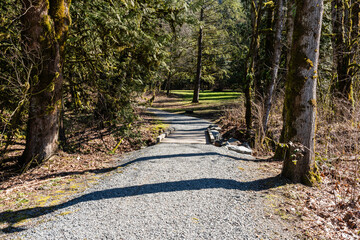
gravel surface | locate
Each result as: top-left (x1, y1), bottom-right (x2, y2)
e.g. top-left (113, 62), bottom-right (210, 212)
top-left (12, 110), bottom-right (296, 239)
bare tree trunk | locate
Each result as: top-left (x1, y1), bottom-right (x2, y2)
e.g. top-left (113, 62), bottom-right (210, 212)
top-left (59, 94), bottom-right (66, 149)
top-left (332, 0), bottom-right (354, 107)
top-left (348, 1), bottom-right (359, 103)
top-left (281, 0), bottom-right (324, 185)
top-left (274, 0), bottom-right (295, 160)
top-left (262, 0), bottom-right (284, 134)
top-left (259, 6), bottom-right (274, 100)
top-left (166, 72), bottom-right (172, 96)
top-left (20, 0), bottom-right (71, 168)
top-left (193, 7), bottom-right (204, 103)
top-left (244, 0), bottom-right (263, 135)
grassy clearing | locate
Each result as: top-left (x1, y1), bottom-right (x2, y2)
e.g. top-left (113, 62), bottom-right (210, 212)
top-left (153, 90), bottom-right (242, 121)
top-left (171, 90), bottom-right (241, 103)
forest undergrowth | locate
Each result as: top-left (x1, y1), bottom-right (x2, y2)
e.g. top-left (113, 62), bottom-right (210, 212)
top-left (219, 96), bottom-right (360, 239)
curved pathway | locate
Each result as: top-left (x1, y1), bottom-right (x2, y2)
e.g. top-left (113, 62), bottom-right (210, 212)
top-left (13, 110), bottom-right (295, 239)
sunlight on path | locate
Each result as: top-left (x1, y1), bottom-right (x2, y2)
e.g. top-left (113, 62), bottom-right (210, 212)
top-left (148, 108), bottom-right (210, 144)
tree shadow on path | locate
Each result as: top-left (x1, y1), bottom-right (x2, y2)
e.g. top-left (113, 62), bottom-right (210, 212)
top-left (0, 150), bottom-right (288, 234)
top-left (0, 175), bottom-right (287, 234)
top-left (1, 151), bottom-right (279, 190)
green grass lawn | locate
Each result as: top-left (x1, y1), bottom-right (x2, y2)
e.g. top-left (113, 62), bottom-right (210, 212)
top-left (170, 90), bottom-right (241, 103)
top-left (153, 90), bottom-right (242, 121)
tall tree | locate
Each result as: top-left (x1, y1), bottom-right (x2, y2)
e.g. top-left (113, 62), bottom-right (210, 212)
top-left (20, 0), bottom-right (71, 167)
top-left (244, 0), bottom-right (263, 135)
top-left (262, 0), bottom-right (285, 135)
top-left (331, 0), bottom-right (359, 107)
top-left (274, 0), bottom-right (295, 160)
top-left (193, 6), bottom-right (204, 103)
top-left (281, 0), bottom-right (324, 185)
top-left (348, 1), bottom-right (359, 100)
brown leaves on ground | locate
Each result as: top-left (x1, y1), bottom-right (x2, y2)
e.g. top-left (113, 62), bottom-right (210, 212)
top-left (0, 107), bottom-right (160, 219)
top-left (219, 98), bottom-right (360, 239)
top-left (260, 160), bottom-right (360, 240)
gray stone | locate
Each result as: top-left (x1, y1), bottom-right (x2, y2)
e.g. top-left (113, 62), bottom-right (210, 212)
top-left (226, 145), bottom-right (252, 155)
top-left (207, 128), bottom-right (215, 143)
top-left (210, 130), bottom-right (221, 140)
top-left (207, 124), bottom-right (220, 131)
top-left (227, 138), bottom-right (240, 146)
top-left (242, 142), bottom-right (251, 149)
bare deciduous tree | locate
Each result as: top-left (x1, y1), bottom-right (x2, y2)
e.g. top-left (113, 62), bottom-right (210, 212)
top-left (281, 0), bottom-right (324, 185)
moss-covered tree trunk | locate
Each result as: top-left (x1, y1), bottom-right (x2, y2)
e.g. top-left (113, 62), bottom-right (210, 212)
top-left (166, 72), bottom-right (172, 96)
top-left (347, 1), bottom-right (359, 100)
top-left (192, 7), bottom-right (204, 103)
top-left (274, 0), bottom-right (295, 160)
top-left (244, 0), bottom-right (263, 135)
top-left (281, 0), bottom-right (323, 185)
top-left (262, 0), bottom-right (284, 134)
top-left (331, 0), bottom-right (358, 108)
top-left (20, 0), bottom-right (71, 167)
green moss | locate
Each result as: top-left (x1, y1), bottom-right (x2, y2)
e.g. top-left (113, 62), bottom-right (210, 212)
top-left (303, 163), bottom-right (321, 186)
top-left (33, 75), bottom-right (39, 85)
top-left (308, 99), bottom-right (316, 107)
top-left (41, 15), bottom-right (52, 33)
top-left (47, 81), bottom-right (55, 92)
top-left (305, 58), bottom-right (314, 68)
top-left (49, 0), bottom-right (71, 40)
top-left (45, 105), bottom-right (56, 114)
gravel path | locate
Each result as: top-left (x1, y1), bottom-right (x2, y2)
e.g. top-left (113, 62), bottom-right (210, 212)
top-left (13, 110), bottom-right (295, 239)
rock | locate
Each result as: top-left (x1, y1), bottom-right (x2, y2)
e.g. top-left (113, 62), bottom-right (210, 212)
top-left (185, 110), bottom-right (194, 114)
top-left (242, 142), bottom-right (251, 149)
top-left (227, 138), bottom-right (240, 146)
top-left (210, 130), bottom-right (221, 140)
top-left (156, 133), bottom-right (166, 143)
top-left (208, 124), bottom-right (221, 131)
top-left (214, 140), bottom-right (223, 147)
top-left (226, 145), bottom-right (252, 155)
top-left (207, 128), bottom-right (215, 143)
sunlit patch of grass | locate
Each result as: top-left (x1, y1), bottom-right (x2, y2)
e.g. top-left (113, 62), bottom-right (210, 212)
top-left (154, 90), bottom-right (242, 121)
top-left (49, 200), bottom-right (61, 206)
top-left (170, 90), bottom-right (241, 104)
top-left (36, 196), bottom-right (51, 204)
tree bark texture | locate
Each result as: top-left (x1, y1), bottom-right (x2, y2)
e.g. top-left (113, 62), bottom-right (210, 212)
top-left (348, 1), bottom-right (359, 96)
top-left (331, 0), bottom-right (358, 107)
top-left (258, 6), bottom-right (274, 101)
top-left (281, 0), bottom-right (324, 185)
top-left (244, 0), bottom-right (263, 135)
top-left (192, 7), bottom-right (204, 103)
top-left (166, 72), bottom-right (172, 96)
top-left (262, 0), bottom-right (284, 134)
top-left (274, 0), bottom-right (295, 160)
top-left (20, 0), bottom-right (71, 167)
